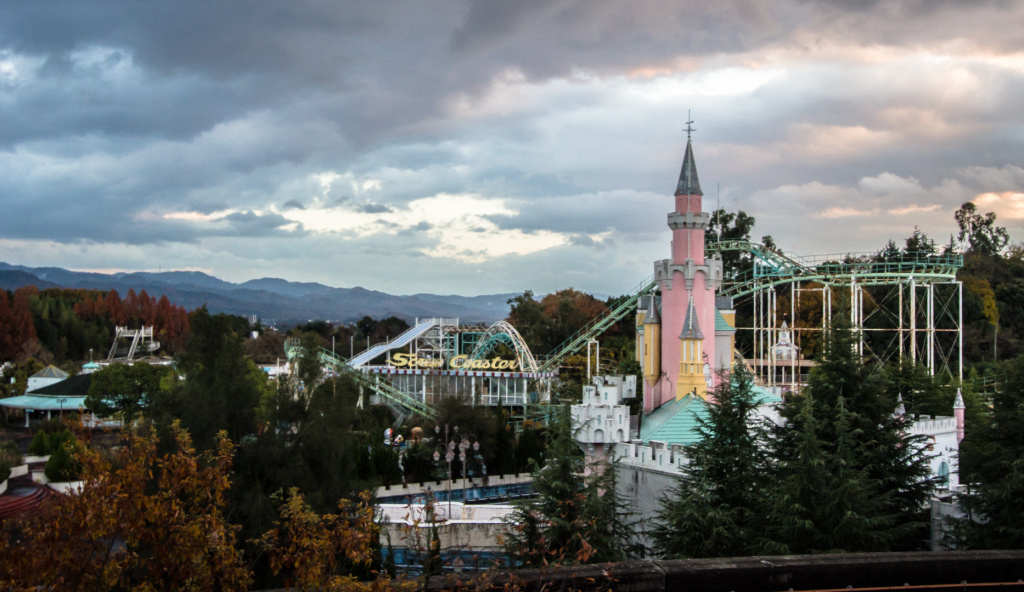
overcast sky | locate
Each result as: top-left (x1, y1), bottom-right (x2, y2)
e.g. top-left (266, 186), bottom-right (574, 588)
top-left (2, 1), bottom-right (1023, 296)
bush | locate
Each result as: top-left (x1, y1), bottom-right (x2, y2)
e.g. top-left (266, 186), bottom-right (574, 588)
top-left (28, 430), bottom-right (48, 455)
top-left (44, 445), bottom-right (81, 482)
top-left (47, 430), bottom-right (73, 454)
top-left (0, 441), bottom-right (23, 482)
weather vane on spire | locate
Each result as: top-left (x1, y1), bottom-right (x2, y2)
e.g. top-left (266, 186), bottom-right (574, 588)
top-left (684, 110), bottom-right (695, 140)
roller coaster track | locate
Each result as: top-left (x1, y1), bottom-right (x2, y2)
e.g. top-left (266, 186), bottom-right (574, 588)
top-left (283, 340), bottom-right (438, 420)
top-left (706, 240), bottom-right (962, 298)
top-left (536, 275), bottom-right (658, 373)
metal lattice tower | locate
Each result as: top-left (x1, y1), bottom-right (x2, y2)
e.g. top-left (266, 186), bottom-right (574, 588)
top-left (707, 241), bottom-right (964, 391)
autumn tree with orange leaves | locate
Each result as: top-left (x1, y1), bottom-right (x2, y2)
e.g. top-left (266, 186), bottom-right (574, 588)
top-left (0, 422), bottom-right (252, 592)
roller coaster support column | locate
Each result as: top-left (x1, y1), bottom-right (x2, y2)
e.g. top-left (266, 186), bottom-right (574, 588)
top-left (791, 281), bottom-right (797, 393)
top-left (959, 280), bottom-right (963, 382)
top-left (586, 339), bottom-right (600, 380)
top-left (928, 283), bottom-right (936, 376)
top-left (913, 274), bottom-right (921, 364)
top-left (899, 281), bottom-right (904, 363)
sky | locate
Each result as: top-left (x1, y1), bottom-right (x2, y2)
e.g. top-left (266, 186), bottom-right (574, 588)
top-left (2, 1), bottom-right (1023, 296)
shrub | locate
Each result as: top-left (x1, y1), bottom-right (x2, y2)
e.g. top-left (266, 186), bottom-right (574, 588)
top-left (0, 442), bottom-right (22, 482)
top-left (47, 430), bottom-right (73, 454)
top-left (28, 430), bottom-right (48, 456)
top-left (44, 444), bottom-right (81, 482)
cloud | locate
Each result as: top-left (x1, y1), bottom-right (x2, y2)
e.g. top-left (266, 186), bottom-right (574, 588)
top-left (0, 1), bottom-right (1023, 294)
top-left (356, 203), bottom-right (392, 214)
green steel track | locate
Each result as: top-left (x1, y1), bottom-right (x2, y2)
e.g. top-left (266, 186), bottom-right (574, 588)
top-left (706, 240), bottom-right (962, 298)
top-left (283, 340), bottom-right (438, 419)
top-left (536, 275), bottom-right (658, 373)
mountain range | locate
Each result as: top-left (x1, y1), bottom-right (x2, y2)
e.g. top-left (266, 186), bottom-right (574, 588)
top-left (0, 262), bottom-right (516, 324)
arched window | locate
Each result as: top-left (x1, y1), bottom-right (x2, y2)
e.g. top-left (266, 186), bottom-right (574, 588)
top-left (937, 462), bottom-right (950, 487)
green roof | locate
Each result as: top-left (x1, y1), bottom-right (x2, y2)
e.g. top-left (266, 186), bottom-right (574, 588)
top-left (715, 308), bottom-right (736, 333)
top-left (640, 383), bottom-right (783, 446)
top-left (641, 394), bottom-right (709, 446)
top-left (0, 394), bottom-right (89, 411)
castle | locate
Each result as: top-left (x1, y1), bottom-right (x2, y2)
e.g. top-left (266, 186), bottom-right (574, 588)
top-left (635, 127), bottom-right (735, 413)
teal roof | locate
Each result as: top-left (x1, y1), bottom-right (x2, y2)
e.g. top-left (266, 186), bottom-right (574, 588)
top-left (641, 394), bottom-right (709, 446)
top-left (0, 395), bottom-right (89, 411)
top-left (715, 309), bottom-right (736, 333)
top-left (750, 384), bottom-right (783, 405)
top-left (640, 384), bottom-right (783, 445)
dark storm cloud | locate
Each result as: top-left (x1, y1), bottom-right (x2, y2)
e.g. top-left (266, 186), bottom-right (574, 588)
top-left (2, 0), bottom-right (1023, 292)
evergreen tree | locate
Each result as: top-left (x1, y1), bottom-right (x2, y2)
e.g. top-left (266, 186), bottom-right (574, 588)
top-left (767, 315), bottom-right (931, 552)
top-left (767, 395), bottom-right (904, 553)
top-left (502, 405), bottom-right (635, 566)
top-left (954, 354), bottom-right (1024, 549)
top-left (652, 365), bottom-right (772, 558)
top-left (161, 307), bottom-right (267, 450)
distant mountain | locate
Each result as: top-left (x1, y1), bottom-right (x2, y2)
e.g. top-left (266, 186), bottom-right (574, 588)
top-left (0, 262), bottom-right (514, 324)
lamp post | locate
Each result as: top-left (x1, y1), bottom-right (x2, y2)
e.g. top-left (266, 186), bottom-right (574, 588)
top-left (433, 424), bottom-right (458, 517)
top-left (433, 425), bottom-right (483, 520)
top-left (456, 435), bottom-right (480, 516)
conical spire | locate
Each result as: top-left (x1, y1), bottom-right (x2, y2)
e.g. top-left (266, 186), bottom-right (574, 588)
top-left (894, 393), bottom-right (905, 418)
top-left (953, 388), bottom-right (965, 409)
top-left (675, 138), bottom-right (703, 197)
top-left (644, 296), bottom-right (660, 325)
top-left (679, 296), bottom-right (704, 340)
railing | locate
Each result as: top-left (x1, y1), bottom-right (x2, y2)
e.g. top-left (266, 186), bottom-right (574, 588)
top-left (706, 241), bottom-right (963, 298)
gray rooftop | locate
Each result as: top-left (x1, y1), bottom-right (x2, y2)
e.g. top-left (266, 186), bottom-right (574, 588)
top-left (674, 139), bottom-right (703, 196)
top-left (679, 297), bottom-right (704, 340)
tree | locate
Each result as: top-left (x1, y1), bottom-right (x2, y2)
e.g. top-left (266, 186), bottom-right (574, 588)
top-left (157, 307), bottom-right (267, 450)
top-left (232, 372), bottom-right (367, 540)
top-left (86, 361), bottom-right (171, 418)
top-left (953, 354), bottom-right (1024, 549)
top-left (955, 202), bottom-right (1010, 256)
top-left (653, 365), bottom-right (773, 558)
top-left (502, 405), bottom-right (635, 567)
top-left (767, 395), bottom-right (901, 553)
top-left (706, 209), bottom-right (757, 279)
top-left (0, 422), bottom-right (252, 592)
top-left (766, 316), bottom-right (932, 552)
top-left (257, 489), bottom-right (404, 592)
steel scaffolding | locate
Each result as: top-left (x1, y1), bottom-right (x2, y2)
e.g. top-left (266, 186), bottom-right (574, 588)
top-left (709, 242), bottom-right (964, 391)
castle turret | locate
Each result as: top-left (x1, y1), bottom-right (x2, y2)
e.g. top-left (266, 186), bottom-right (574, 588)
top-left (641, 298), bottom-right (661, 387)
top-left (893, 393), bottom-right (906, 418)
top-left (953, 388), bottom-right (965, 443)
top-left (646, 122), bottom-right (720, 412)
top-left (676, 296), bottom-right (707, 400)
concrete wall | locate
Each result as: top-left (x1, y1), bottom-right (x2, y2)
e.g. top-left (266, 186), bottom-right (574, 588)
top-left (910, 416), bottom-right (960, 491)
top-left (378, 502), bottom-right (513, 571)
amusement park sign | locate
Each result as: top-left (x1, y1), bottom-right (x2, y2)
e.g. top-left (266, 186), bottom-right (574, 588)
top-left (390, 353), bottom-right (520, 371)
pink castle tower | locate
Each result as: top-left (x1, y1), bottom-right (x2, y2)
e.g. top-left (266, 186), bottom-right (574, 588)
top-left (643, 122), bottom-right (722, 413)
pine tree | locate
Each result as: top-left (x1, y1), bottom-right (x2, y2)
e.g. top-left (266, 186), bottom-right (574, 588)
top-left (954, 355), bottom-right (1024, 548)
top-left (652, 365), bottom-right (772, 558)
top-left (767, 315), bottom-right (931, 552)
top-left (502, 405), bottom-right (635, 566)
top-left (768, 395), bottom-right (903, 553)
